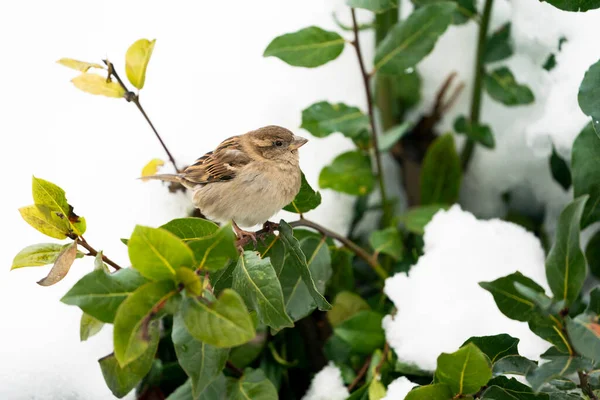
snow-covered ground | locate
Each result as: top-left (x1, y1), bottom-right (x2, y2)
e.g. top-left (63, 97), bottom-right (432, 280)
top-left (1, 0), bottom-right (599, 398)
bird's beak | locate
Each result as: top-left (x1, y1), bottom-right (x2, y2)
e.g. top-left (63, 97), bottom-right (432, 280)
top-left (290, 135), bottom-right (308, 150)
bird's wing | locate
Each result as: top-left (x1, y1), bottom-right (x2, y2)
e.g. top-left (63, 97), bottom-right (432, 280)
top-left (181, 136), bottom-right (252, 185)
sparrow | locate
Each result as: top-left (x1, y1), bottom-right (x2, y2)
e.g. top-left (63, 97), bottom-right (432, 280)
top-left (144, 125), bottom-right (308, 242)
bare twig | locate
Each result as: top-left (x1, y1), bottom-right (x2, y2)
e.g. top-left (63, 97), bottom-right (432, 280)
top-left (350, 8), bottom-right (389, 213)
top-left (578, 370), bottom-right (599, 400)
top-left (348, 355), bottom-right (372, 391)
top-left (103, 60), bottom-right (180, 172)
top-left (374, 342), bottom-right (390, 377)
top-left (78, 236), bottom-right (122, 270)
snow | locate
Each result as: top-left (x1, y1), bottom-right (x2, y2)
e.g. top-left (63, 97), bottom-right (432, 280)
top-left (381, 377), bottom-right (417, 400)
top-left (301, 362), bottom-right (349, 400)
top-left (407, 0), bottom-right (600, 234)
top-left (383, 205), bottom-right (551, 371)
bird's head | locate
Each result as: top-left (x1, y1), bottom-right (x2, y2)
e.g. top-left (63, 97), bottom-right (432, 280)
top-left (245, 125), bottom-right (308, 164)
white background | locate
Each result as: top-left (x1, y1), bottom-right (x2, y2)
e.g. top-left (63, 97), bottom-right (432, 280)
top-left (1, 0), bottom-right (599, 398)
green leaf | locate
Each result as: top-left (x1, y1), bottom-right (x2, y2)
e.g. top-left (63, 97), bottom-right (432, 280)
top-left (492, 355), bottom-right (537, 376)
top-left (379, 122), bottom-right (411, 152)
top-left (400, 204), bottom-right (447, 235)
top-left (319, 151), bottom-right (374, 195)
top-left (484, 67), bottom-right (535, 106)
top-left (482, 376), bottom-right (548, 399)
top-left (94, 251), bottom-right (109, 272)
top-left (578, 59), bottom-right (600, 132)
top-left (374, 2), bottom-right (457, 74)
top-left (435, 343), bottom-right (492, 395)
top-left (571, 123), bottom-right (600, 227)
top-left (327, 291), bottom-right (371, 327)
top-left (368, 379), bottom-right (386, 400)
top-left (587, 287), bottom-right (600, 314)
top-left (527, 313), bottom-right (570, 353)
top-left (113, 280), bottom-right (177, 366)
top-left (347, 0), bottom-right (398, 13)
top-left (420, 134), bottom-right (461, 205)
top-left (167, 376), bottom-right (227, 400)
top-left (128, 225), bottom-right (196, 281)
top-left (278, 221), bottom-right (331, 311)
top-left (283, 172), bottom-right (322, 214)
top-left (37, 241), bottom-right (78, 286)
top-left (226, 368), bottom-right (278, 400)
top-left (566, 314), bottom-right (600, 362)
top-left (19, 204), bottom-right (70, 239)
top-left (404, 384), bottom-right (453, 400)
top-left (328, 247), bottom-right (355, 297)
top-left (263, 26), bottom-right (345, 68)
top-left (381, 69), bottom-right (422, 111)
top-left (229, 327), bottom-right (268, 369)
top-left (99, 322), bottom-right (160, 398)
top-left (125, 38), bottom-right (156, 90)
top-left (71, 73), bottom-right (126, 98)
top-left (255, 235), bottom-right (286, 276)
top-left (301, 101), bottom-right (370, 139)
top-left (31, 177), bottom-right (85, 236)
top-left (479, 272), bottom-right (546, 321)
top-left (161, 217), bottom-right (219, 239)
top-left (182, 289), bottom-right (255, 348)
top-left (369, 227), bottom-right (404, 260)
top-left (233, 251), bottom-right (293, 330)
top-left (61, 268), bottom-right (149, 323)
top-left (543, 0), bottom-right (600, 12)
top-left (586, 232), bottom-right (600, 280)
top-left (11, 243), bottom-right (66, 270)
top-left (462, 334), bottom-right (519, 364)
top-left (454, 116), bottom-right (495, 149)
top-left (162, 218), bottom-right (237, 271)
top-left (483, 23), bottom-right (513, 64)
top-left (333, 310), bottom-right (385, 354)
top-left (172, 313), bottom-right (229, 397)
top-left (80, 312), bottom-right (104, 341)
top-left (514, 283), bottom-right (554, 314)
top-left (280, 236), bottom-right (332, 322)
top-left (526, 350), bottom-right (592, 391)
top-left (549, 146), bottom-right (572, 191)
top-left (545, 196), bottom-right (588, 305)
top-left (177, 267), bottom-right (203, 296)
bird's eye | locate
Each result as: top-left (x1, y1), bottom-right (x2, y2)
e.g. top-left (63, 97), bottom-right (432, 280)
top-left (274, 140), bottom-right (283, 147)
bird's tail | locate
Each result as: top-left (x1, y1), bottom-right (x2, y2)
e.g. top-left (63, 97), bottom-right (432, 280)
top-left (139, 173), bottom-right (183, 183)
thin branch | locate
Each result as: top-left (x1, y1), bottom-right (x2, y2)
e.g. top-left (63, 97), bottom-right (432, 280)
top-left (460, 0), bottom-right (494, 170)
top-left (235, 219), bottom-right (388, 280)
top-left (578, 370), bottom-right (599, 400)
top-left (226, 361), bottom-right (243, 377)
top-left (350, 8), bottom-right (389, 213)
top-left (78, 236), bottom-right (122, 270)
top-left (374, 342), bottom-right (390, 377)
top-left (348, 355), bottom-right (372, 392)
top-left (103, 60), bottom-right (180, 172)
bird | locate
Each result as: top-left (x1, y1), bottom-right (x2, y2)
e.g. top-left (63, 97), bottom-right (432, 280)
top-left (143, 125), bottom-right (308, 242)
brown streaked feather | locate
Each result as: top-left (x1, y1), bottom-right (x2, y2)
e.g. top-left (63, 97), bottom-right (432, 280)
top-left (181, 136), bottom-right (252, 185)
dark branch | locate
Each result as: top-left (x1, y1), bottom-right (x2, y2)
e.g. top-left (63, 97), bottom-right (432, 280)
top-left (78, 236), bottom-right (122, 271)
top-left (350, 8), bottom-right (389, 213)
top-left (103, 60), bottom-right (180, 173)
top-left (348, 355), bottom-right (372, 391)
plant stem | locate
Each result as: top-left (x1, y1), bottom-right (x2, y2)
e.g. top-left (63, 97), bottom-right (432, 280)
top-left (348, 355), bottom-right (372, 391)
top-left (350, 8), bottom-right (389, 212)
top-left (78, 236), bottom-right (122, 270)
top-left (103, 60), bottom-right (180, 172)
top-left (460, 0), bottom-right (494, 170)
top-left (578, 370), bottom-right (599, 400)
top-left (226, 361), bottom-right (243, 377)
top-left (290, 219), bottom-right (387, 279)
top-left (375, 8), bottom-right (400, 131)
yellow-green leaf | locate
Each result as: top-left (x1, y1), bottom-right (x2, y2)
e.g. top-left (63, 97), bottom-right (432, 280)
top-left (327, 291), bottom-right (371, 327)
top-left (80, 312), bottom-right (104, 341)
top-left (37, 241), bottom-right (78, 286)
top-left (71, 73), bottom-right (125, 98)
top-left (57, 58), bottom-right (104, 72)
top-left (31, 176), bottom-right (86, 236)
top-left (19, 205), bottom-right (70, 239)
top-left (12, 243), bottom-right (65, 270)
top-left (125, 39), bottom-right (156, 90)
top-left (141, 158), bottom-right (164, 178)
top-left (176, 267), bottom-right (202, 296)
